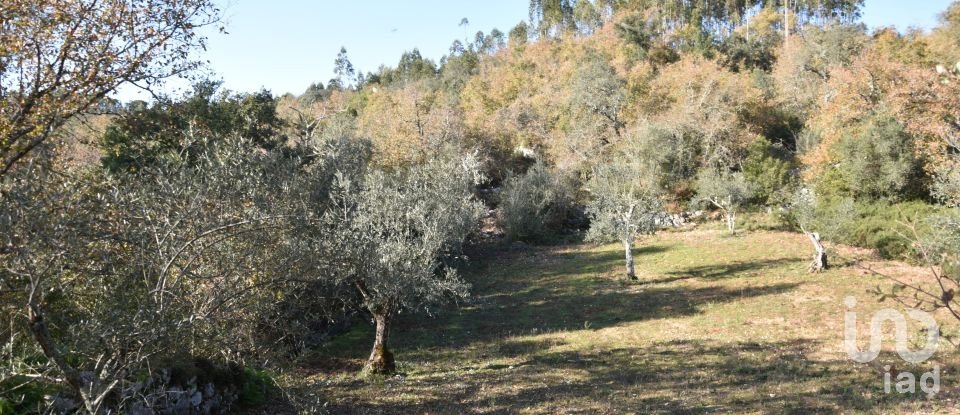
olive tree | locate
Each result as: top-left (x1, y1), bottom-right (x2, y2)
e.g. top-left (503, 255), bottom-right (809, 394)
top-left (791, 188), bottom-right (829, 272)
top-left (695, 169), bottom-right (754, 235)
top-left (323, 150), bottom-right (485, 375)
top-left (0, 0), bottom-right (221, 177)
top-left (0, 138), bottom-right (301, 412)
top-left (585, 153), bottom-right (663, 280)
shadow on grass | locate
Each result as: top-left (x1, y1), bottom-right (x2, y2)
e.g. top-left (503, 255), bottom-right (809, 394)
top-left (660, 257), bottom-right (805, 282)
top-left (315, 338), bottom-right (942, 414)
top-left (306, 244), bottom-right (803, 363)
top-left (382, 244), bottom-right (803, 352)
top-left (287, 243), bottom-right (935, 413)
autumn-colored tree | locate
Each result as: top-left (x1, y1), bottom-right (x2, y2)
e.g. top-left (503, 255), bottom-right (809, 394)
top-left (0, 0), bottom-right (221, 177)
top-left (771, 24), bottom-right (867, 121)
top-left (460, 40), bottom-right (578, 168)
top-left (357, 79), bottom-right (466, 167)
top-left (928, 1), bottom-right (960, 65)
top-left (802, 44), bottom-right (960, 193)
top-left (645, 56), bottom-right (763, 169)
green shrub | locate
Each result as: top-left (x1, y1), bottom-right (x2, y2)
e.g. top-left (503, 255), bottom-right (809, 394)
top-left (0, 377), bottom-right (59, 414)
top-left (846, 201), bottom-right (941, 259)
top-left (151, 357), bottom-right (277, 408)
top-left (238, 367), bottom-right (277, 407)
top-left (831, 115), bottom-right (926, 202)
top-left (742, 136), bottom-right (796, 206)
top-left (813, 199), bottom-right (942, 260)
top-left (500, 161), bottom-right (575, 243)
top-left (813, 167), bottom-right (851, 201)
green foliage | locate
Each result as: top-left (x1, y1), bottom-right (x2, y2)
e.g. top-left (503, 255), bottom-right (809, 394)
top-left (0, 377), bottom-right (57, 414)
top-left (832, 115), bottom-right (924, 201)
top-left (614, 12), bottom-right (680, 67)
top-left (300, 82), bottom-right (332, 104)
top-left (813, 166), bottom-right (850, 200)
top-left (500, 160), bottom-right (575, 243)
top-left (694, 170), bottom-right (754, 212)
top-left (931, 157), bottom-right (960, 206)
top-left (796, 24), bottom-right (870, 75)
top-left (843, 201), bottom-right (940, 259)
top-left (440, 48), bottom-right (480, 95)
top-left (323, 147), bottom-right (486, 312)
top-left (100, 82), bottom-right (284, 172)
top-left (509, 21), bottom-right (530, 47)
top-left (921, 209), bottom-right (960, 280)
top-left (719, 34), bottom-right (777, 72)
top-left (334, 47), bottom-right (356, 88)
top-left (2, 136), bottom-right (311, 409)
top-left (630, 124), bottom-right (700, 202)
top-left (371, 49), bottom-right (438, 86)
top-left (802, 197), bottom-right (941, 259)
top-left (529, 0), bottom-right (577, 38)
top-left (738, 209), bottom-right (797, 232)
top-left (572, 0), bottom-right (602, 34)
top-left (742, 136), bottom-right (796, 205)
top-left (238, 367), bottom-right (277, 407)
top-left (153, 358), bottom-right (276, 407)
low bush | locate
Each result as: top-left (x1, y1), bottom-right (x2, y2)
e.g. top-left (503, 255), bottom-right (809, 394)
top-left (500, 161), bottom-right (576, 243)
top-left (843, 201), bottom-right (942, 259)
top-left (813, 200), bottom-right (942, 260)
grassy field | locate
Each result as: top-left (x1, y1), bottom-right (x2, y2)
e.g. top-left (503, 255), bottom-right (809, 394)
top-left (273, 229), bottom-right (960, 414)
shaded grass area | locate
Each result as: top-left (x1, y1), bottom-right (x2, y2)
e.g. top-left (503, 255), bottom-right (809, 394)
top-left (272, 230), bottom-right (960, 414)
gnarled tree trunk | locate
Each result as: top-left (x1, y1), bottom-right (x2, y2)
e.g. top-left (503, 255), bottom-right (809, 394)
top-left (623, 238), bottom-right (636, 280)
top-left (807, 231), bottom-right (828, 273)
top-left (365, 307), bottom-right (396, 375)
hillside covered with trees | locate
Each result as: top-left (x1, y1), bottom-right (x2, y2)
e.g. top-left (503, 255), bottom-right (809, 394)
top-left (4, 0), bottom-right (960, 413)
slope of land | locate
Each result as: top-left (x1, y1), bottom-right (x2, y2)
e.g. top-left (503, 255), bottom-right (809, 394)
top-left (275, 229), bottom-right (960, 414)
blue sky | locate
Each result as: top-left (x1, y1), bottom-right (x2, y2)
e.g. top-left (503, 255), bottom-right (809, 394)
top-left (115, 0), bottom-right (956, 101)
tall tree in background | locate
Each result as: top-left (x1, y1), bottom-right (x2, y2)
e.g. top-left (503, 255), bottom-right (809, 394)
top-left (573, 0), bottom-right (602, 35)
top-left (0, 0), bottom-right (221, 177)
top-left (333, 46), bottom-right (356, 89)
top-left (530, 0), bottom-right (576, 38)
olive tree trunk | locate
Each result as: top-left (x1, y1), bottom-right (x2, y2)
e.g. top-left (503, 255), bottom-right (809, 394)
top-left (725, 210), bottom-right (737, 235)
top-left (807, 231), bottom-right (828, 273)
top-left (28, 301), bottom-right (118, 413)
top-left (623, 238), bottom-right (636, 280)
top-left (365, 308), bottom-right (396, 375)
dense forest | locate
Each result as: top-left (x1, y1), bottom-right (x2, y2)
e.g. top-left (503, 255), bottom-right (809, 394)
top-left (3, 0), bottom-right (960, 413)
